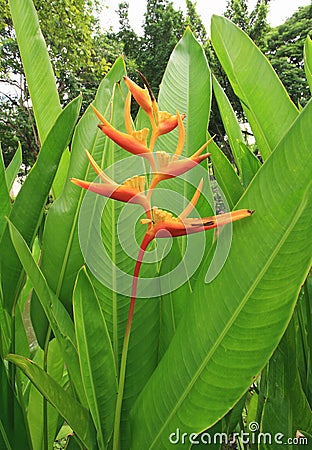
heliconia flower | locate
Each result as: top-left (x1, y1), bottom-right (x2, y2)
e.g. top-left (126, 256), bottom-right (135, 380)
top-left (70, 150), bottom-right (150, 211)
top-left (141, 179), bottom-right (254, 240)
top-left (124, 74), bottom-right (185, 141)
top-left (149, 113), bottom-right (213, 191)
top-left (91, 105), bottom-right (156, 171)
top-left (157, 111), bottom-right (186, 136)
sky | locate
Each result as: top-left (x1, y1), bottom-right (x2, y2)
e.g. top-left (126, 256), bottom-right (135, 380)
top-left (99, 0), bottom-right (312, 34)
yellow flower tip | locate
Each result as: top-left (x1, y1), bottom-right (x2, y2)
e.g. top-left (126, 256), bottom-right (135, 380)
top-left (141, 218), bottom-right (152, 225)
top-left (198, 178), bottom-right (204, 192)
top-left (91, 104), bottom-right (109, 126)
top-left (192, 137), bottom-right (214, 158)
top-left (179, 178), bottom-right (203, 219)
top-left (124, 91), bottom-right (133, 135)
top-left (70, 178), bottom-right (90, 190)
top-left (174, 112), bottom-right (186, 155)
top-left (84, 151), bottom-right (113, 183)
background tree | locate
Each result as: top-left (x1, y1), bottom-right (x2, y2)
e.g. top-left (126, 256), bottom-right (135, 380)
top-left (116, 2), bottom-right (140, 75)
top-left (265, 4), bottom-right (312, 107)
top-left (208, 0), bottom-right (271, 151)
top-left (139, 0), bottom-right (185, 95)
top-left (0, 0), bottom-right (121, 171)
top-left (185, 0), bottom-right (207, 45)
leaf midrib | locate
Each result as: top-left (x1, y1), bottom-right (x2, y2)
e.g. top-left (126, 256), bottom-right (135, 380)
top-left (149, 188), bottom-right (309, 448)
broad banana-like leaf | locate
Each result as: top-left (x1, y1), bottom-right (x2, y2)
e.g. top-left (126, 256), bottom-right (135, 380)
top-left (212, 75), bottom-right (245, 173)
top-left (208, 138), bottom-right (244, 209)
top-left (31, 58), bottom-right (126, 347)
top-left (129, 95), bottom-right (312, 449)
top-left (0, 151), bottom-right (11, 243)
top-left (0, 357), bottom-right (31, 449)
top-left (5, 143), bottom-right (22, 192)
top-left (73, 267), bottom-right (117, 449)
top-left (212, 75), bottom-right (261, 186)
top-left (158, 27), bottom-right (211, 157)
top-left (51, 149), bottom-right (71, 199)
top-left (304, 35), bottom-right (312, 94)
top-left (8, 0), bottom-right (71, 199)
top-left (156, 27), bottom-right (214, 358)
top-left (211, 15), bottom-right (298, 160)
top-left (260, 319), bottom-right (312, 449)
top-left (79, 75), bottom-right (159, 447)
top-left (27, 340), bottom-right (64, 450)
top-left (7, 219), bottom-right (87, 408)
top-left (0, 281), bottom-right (11, 358)
top-left (0, 96), bottom-right (81, 313)
top-left (296, 275), bottom-right (312, 406)
top-left (30, 58), bottom-right (159, 447)
top-left (8, 0), bottom-right (61, 143)
top-left (6, 354), bottom-right (96, 450)
top-left (238, 142), bottom-right (261, 187)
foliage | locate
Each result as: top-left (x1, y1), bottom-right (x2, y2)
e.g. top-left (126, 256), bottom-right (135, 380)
top-left (185, 0), bottom-right (207, 45)
top-left (0, 1), bottom-right (312, 450)
top-left (225, 0), bottom-right (270, 46)
top-left (139, 0), bottom-right (185, 94)
top-left (209, 0), bottom-right (271, 149)
top-left (116, 2), bottom-right (140, 74)
top-left (265, 4), bottom-right (312, 107)
top-left (0, 0), bottom-right (121, 173)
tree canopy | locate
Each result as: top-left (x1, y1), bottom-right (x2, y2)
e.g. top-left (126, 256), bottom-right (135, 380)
top-left (1, 0), bottom-right (311, 173)
top-left (0, 0), bottom-right (121, 171)
top-left (265, 4), bottom-right (312, 106)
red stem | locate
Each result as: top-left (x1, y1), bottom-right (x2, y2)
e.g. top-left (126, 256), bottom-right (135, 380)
top-left (125, 232), bottom-right (153, 335)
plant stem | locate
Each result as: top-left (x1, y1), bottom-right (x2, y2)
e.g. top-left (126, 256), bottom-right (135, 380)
top-left (112, 233), bottom-right (152, 450)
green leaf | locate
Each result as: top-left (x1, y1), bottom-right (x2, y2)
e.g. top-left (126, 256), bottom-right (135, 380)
top-left (208, 138), bottom-right (244, 210)
top-left (0, 281), bottom-right (11, 358)
top-left (158, 27), bottom-right (211, 157)
top-left (32, 58), bottom-right (159, 449)
top-left (51, 149), bottom-right (71, 200)
top-left (73, 267), bottom-right (117, 448)
top-left (304, 35), bottom-right (312, 95)
top-left (130, 94), bottom-right (312, 449)
top-left (238, 142), bottom-right (261, 188)
top-left (0, 96), bottom-right (81, 313)
top-left (8, 0), bottom-right (61, 143)
top-left (0, 357), bottom-right (31, 450)
top-left (31, 58), bottom-right (126, 347)
top-left (211, 15), bottom-right (299, 160)
top-left (212, 75), bottom-right (245, 173)
top-left (296, 274), bottom-right (312, 406)
top-left (27, 340), bottom-right (64, 450)
top-left (212, 76), bottom-right (261, 187)
top-left (0, 151), bottom-right (11, 243)
top-left (156, 27), bottom-right (214, 358)
top-left (6, 354), bottom-right (96, 450)
top-left (260, 319), bottom-right (312, 449)
top-left (5, 143), bottom-right (22, 192)
top-left (6, 219), bottom-right (88, 408)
